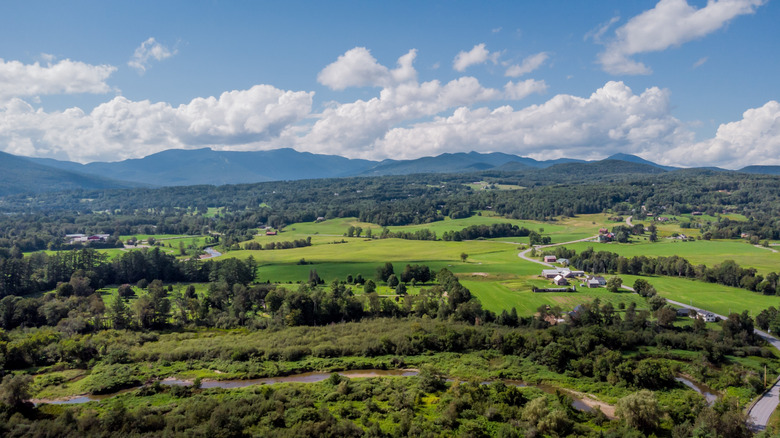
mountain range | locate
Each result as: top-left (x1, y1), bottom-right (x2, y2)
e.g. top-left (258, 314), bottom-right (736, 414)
top-left (0, 147), bottom-right (776, 196)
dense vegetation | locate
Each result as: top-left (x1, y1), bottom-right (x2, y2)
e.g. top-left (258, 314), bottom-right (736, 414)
top-left (1, 167), bottom-right (780, 436)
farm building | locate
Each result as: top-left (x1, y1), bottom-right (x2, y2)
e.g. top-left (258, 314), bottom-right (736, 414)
top-left (586, 275), bottom-right (606, 287)
top-left (552, 275), bottom-right (569, 286)
top-left (544, 255), bottom-right (557, 263)
top-left (676, 308), bottom-right (693, 317)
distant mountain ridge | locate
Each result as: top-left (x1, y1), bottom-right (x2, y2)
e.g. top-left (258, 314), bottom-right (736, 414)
top-left (1, 148), bottom-right (777, 195)
top-left (0, 150), bottom-right (139, 196)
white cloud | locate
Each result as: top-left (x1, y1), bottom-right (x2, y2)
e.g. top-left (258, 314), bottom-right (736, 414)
top-left (492, 27), bottom-right (503, 33)
top-left (372, 81), bottom-right (690, 160)
top-left (453, 43), bottom-right (499, 72)
top-left (598, 0), bottom-right (765, 75)
top-left (0, 85), bottom-right (312, 162)
top-left (128, 37), bottom-right (176, 74)
top-left (585, 16), bottom-right (620, 43)
top-left (665, 101), bottom-right (780, 168)
top-left (504, 79), bottom-right (548, 100)
top-left (301, 76), bottom-right (502, 157)
top-left (505, 52), bottom-right (549, 77)
top-left (692, 57), bottom-right (708, 68)
top-left (317, 47), bottom-right (417, 90)
top-left (0, 58), bottom-right (116, 101)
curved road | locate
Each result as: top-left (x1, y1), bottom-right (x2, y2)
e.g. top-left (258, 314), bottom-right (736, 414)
top-left (661, 298), bottom-right (780, 430)
top-left (625, 215), bottom-right (633, 227)
top-left (517, 235), bottom-right (598, 266)
top-left (520, 234), bottom-right (780, 430)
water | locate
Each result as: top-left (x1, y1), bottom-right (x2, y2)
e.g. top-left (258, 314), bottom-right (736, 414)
top-left (34, 369), bottom-right (598, 413)
top-left (675, 376), bottom-right (718, 405)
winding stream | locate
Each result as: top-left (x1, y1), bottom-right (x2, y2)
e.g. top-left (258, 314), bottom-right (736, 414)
top-left (33, 369), bottom-right (716, 413)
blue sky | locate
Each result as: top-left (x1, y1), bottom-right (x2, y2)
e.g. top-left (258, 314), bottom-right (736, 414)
top-left (0, 0), bottom-right (778, 168)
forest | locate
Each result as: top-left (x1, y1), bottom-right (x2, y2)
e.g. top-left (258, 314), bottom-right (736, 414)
top-left (1, 168), bottom-right (780, 436)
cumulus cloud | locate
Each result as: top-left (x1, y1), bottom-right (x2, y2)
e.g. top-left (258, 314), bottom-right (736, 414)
top-left (317, 47), bottom-right (417, 90)
top-left (453, 43), bottom-right (499, 72)
top-left (504, 79), bottom-right (548, 100)
top-left (665, 101), bottom-right (780, 168)
top-left (0, 85), bottom-right (312, 162)
top-left (598, 0), bottom-right (765, 75)
top-left (505, 52), bottom-right (549, 77)
top-left (0, 57), bottom-right (116, 101)
top-left (302, 76), bottom-right (503, 157)
top-left (128, 37), bottom-right (176, 74)
top-left (371, 81), bottom-right (691, 160)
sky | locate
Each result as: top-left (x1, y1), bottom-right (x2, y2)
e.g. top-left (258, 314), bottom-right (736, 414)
top-left (0, 0), bottom-right (778, 169)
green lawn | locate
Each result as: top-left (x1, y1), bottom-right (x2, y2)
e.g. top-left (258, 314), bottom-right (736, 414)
top-left (461, 279), bottom-right (647, 315)
top-left (561, 239), bottom-right (780, 275)
top-left (619, 274), bottom-right (780, 317)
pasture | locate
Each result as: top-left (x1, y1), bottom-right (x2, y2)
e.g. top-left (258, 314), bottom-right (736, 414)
top-left (559, 239), bottom-right (780, 275)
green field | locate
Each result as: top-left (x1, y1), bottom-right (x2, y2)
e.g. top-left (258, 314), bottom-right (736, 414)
top-left (619, 274), bottom-right (780, 317)
top-left (561, 239), bottom-right (780, 275)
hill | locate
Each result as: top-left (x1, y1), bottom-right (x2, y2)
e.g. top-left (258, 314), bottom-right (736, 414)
top-left (359, 151), bottom-right (586, 176)
top-left (739, 165), bottom-right (780, 175)
top-left (0, 151), bottom-right (138, 196)
top-left (31, 148), bottom-right (377, 186)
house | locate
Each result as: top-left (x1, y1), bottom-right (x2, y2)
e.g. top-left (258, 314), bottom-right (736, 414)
top-left (586, 275), bottom-right (606, 287)
top-left (586, 278), bottom-right (601, 288)
top-left (541, 267), bottom-right (575, 278)
top-left (544, 255), bottom-right (557, 263)
top-left (676, 308), bottom-right (692, 317)
top-left (552, 275), bottom-right (569, 286)
top-left (598, 232), bottom-right (615, 243)
top-left (691, 211), bottom-right (703, 216)
top-left (266, 230), bottom-right (277, 236)
top-left (316, 217), bottom-right (326, 222)
top-left (696, 310), bottom-right (717, 322)
top-left (599, 228), bottom-right (609, 234)
top-left (557, 258), bottom-right (569, 266)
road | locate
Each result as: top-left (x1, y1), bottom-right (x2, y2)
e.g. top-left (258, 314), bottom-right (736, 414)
top-left (517, 235), bottom-right (598, 266)
top-left (625, 215), bottom-right (633, 227)
top-left (636, 294), bottom-right (780, 430)
top-left (521, 234), bottom-right (780, 430)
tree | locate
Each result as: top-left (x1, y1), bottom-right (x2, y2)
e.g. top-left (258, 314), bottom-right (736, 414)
top-left (395, 282), bottom-right (407, 295)
top-left (364, 280), bottom-right (376, 293)
top-left (615, 390), bottom-right (661, 432)
top-left (387, 274), bottom-right (399, 288)
top-left (460, 252), bottom-right (468, 263)
top-left (0, 374), bottom-right (33, 410)
top-left (655, 306), bottom-right (676, 328)
top-left (376, 262), bottom-right (394, 282)
top-left (606, 276), bottom-right (623, 293)
top-left (109, 295), bottom-right (130, 329)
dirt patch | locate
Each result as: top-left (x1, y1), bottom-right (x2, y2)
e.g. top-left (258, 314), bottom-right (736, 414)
top-left (470, 272), bottom-right (489, 277)
top-left (566, 389), bottom-right (616, 418)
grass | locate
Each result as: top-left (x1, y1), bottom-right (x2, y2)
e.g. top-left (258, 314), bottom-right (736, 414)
top-left (561, 239), bottom-right (780, 275)
top-left (619, 274), bottom-right (780, 317)
top-left (461, 279), bottom-right (647, 315)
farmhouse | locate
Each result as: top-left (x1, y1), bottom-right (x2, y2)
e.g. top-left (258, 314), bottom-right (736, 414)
top-left (675, 308), bottom-right (693, 317)
top-left (552, 275), bottom-right (569, 286)
top-left (266, 230), bottom-right (277, 236)
top-left (541, 267), bottom-right (584, 279)
top-left (696, 310), bottom-right (717, 322)
top-left (543, 255), bottom-right (557, 263)
top-left (586, 275), bottom-right (606, 288)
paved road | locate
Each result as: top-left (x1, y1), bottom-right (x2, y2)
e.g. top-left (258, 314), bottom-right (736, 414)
top-left (517, 235), bottom-right (598, 266)
top-left (640, 293), bottom-right (780, 430)
top-left (528, 235), bottom-right (780, 430)
top-left (625, 215), bottom-right (633, 227)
